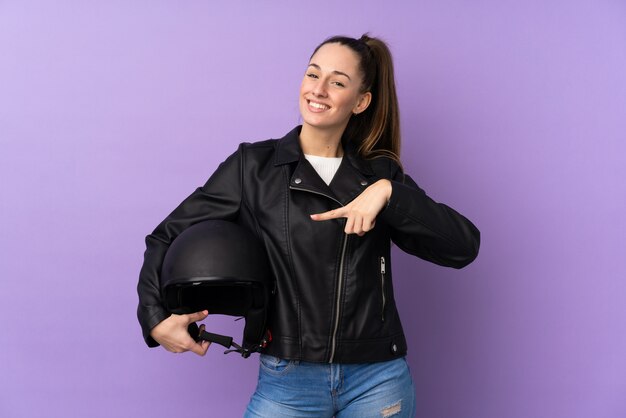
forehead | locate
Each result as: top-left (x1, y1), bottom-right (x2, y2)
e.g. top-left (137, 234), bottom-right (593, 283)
top-left (309, 43), bottom-right (361, 76)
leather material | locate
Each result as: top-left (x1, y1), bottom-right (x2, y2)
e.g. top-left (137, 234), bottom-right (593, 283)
top-left (137, 126), bottom-right (480, 363)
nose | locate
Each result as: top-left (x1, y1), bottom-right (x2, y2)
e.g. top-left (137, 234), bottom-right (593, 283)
top-left (312, 80), bottom-right (328, 97)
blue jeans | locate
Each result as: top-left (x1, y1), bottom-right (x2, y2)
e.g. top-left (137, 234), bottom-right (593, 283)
top-left (244, 355), bottom-right (416, 417)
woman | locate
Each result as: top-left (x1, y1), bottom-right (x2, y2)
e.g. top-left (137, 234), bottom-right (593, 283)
top-left (138, 34), bottom-right (480, 417)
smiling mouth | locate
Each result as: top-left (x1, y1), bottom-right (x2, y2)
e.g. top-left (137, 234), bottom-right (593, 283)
top-left (308, 100), bottom-right (330, 111)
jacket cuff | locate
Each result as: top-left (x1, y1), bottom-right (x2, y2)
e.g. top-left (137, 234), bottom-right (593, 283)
top-left (378, 179), bottom-right (416, 224)
top-left (139, 307), bottom-right (170, 348)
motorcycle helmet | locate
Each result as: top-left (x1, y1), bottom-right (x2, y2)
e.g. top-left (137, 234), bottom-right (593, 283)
top-left (160, 220), bottom-right (273, 357)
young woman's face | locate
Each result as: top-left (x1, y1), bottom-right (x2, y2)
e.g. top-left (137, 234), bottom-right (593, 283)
top-left (299, 43), bottom-right (371, 136)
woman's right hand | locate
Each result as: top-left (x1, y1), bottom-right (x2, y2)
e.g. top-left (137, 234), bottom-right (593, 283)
top-left (150, 310), bottom-right (211, 356)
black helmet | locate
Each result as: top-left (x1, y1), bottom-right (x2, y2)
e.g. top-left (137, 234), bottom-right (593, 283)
top-left (160, 220), bottom-right (273, 357)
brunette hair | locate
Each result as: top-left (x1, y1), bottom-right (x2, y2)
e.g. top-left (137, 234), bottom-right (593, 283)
top-left (311, 34), bottom-right (401, 163)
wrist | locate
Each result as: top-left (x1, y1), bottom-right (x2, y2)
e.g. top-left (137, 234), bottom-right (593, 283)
top-left (380, 179), bottom-right (392, 202)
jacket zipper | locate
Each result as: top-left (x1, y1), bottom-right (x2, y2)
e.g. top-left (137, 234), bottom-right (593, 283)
top-left (329, 232), bottom-right (348, 363)
top-left (289, 186), bottom-right (342, 205)
top-left (380, 256), bottom-right (386, 322)
top-left (289, 184), bottom-right (346, 363)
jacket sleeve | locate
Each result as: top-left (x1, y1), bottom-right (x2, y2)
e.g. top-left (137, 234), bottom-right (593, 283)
top-left (136, 145), bottom-right (244, 347)
top-left (378, 164), bottom-right (480, 269)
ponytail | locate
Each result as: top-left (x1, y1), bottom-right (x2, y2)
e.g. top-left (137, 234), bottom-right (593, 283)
top-left (311, 34), bottom-right (401, 164)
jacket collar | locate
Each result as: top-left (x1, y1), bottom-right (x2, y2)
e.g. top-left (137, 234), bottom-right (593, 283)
top-left (273, 126), bottom-right (374, 176)
top-left (274, 126), bottom-right (376, 206)
top-left (273, 126), bottom-right (303, 166)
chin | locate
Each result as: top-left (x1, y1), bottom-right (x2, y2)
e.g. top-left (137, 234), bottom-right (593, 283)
top-left (300, 113), bottom-right (340, 131)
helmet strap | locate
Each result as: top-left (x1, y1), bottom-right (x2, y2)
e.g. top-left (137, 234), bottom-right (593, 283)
top-left (188, 322), bottom-right (271, 358)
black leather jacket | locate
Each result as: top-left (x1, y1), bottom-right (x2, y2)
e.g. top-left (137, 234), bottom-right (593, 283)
top-left (137, 126), bottom-right (480, 363)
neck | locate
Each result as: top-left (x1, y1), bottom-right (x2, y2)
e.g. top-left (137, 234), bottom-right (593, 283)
top-left (299, 124), bottom-right (345, 157)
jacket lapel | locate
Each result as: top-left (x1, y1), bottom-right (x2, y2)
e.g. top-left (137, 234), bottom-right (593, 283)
top-left (274, 126), bottom-right (377, 206)
top-left (329, 156), bottom-right (372, 206)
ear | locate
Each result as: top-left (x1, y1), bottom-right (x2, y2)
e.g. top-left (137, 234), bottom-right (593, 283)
top-left (353, 91), bottom-right (372, 115)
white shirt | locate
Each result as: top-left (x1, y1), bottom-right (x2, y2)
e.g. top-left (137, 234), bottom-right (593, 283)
top-left (304, 154), bottom-right (343, 186)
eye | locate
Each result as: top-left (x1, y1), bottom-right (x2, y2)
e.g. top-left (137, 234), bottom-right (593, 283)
top-left (306, 73), bottom-right (319, 79)
top-left (332, 81), bottom-right (345, 88)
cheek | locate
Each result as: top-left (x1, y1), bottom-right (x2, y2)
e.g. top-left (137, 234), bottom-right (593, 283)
top-left (338, 93), bottom-right (359, 111)
top-left (300, 77), bottom-right (314, 93)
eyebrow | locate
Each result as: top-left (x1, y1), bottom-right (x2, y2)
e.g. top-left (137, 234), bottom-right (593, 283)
top-left (308, 63), bottom-right (352, 81)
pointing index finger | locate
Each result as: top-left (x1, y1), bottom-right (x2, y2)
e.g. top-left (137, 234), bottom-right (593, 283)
top-left (310, 208), bottom-right (346, 221)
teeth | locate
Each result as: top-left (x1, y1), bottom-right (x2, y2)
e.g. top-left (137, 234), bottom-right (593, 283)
top-left (310, 101), bottom-right (329, 110)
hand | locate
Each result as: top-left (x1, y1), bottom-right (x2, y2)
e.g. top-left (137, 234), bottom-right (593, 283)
top-left (150, 310), bottom-right (211, 356)
top-left (310, 179), bottom-right (392, 236)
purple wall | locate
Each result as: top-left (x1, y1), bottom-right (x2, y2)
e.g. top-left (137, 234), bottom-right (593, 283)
top-left (1, 1), bottom-right (625, 417)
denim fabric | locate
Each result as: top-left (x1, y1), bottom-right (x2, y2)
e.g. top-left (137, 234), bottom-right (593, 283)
top-left (244, 355), bottom-right (416, 417)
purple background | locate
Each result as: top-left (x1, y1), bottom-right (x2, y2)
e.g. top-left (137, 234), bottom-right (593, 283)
top-left (1, 1), bottom-right (625, 417)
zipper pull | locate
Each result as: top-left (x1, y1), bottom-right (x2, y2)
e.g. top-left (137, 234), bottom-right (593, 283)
top-left (380, 256), bottom-right (386, 322)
